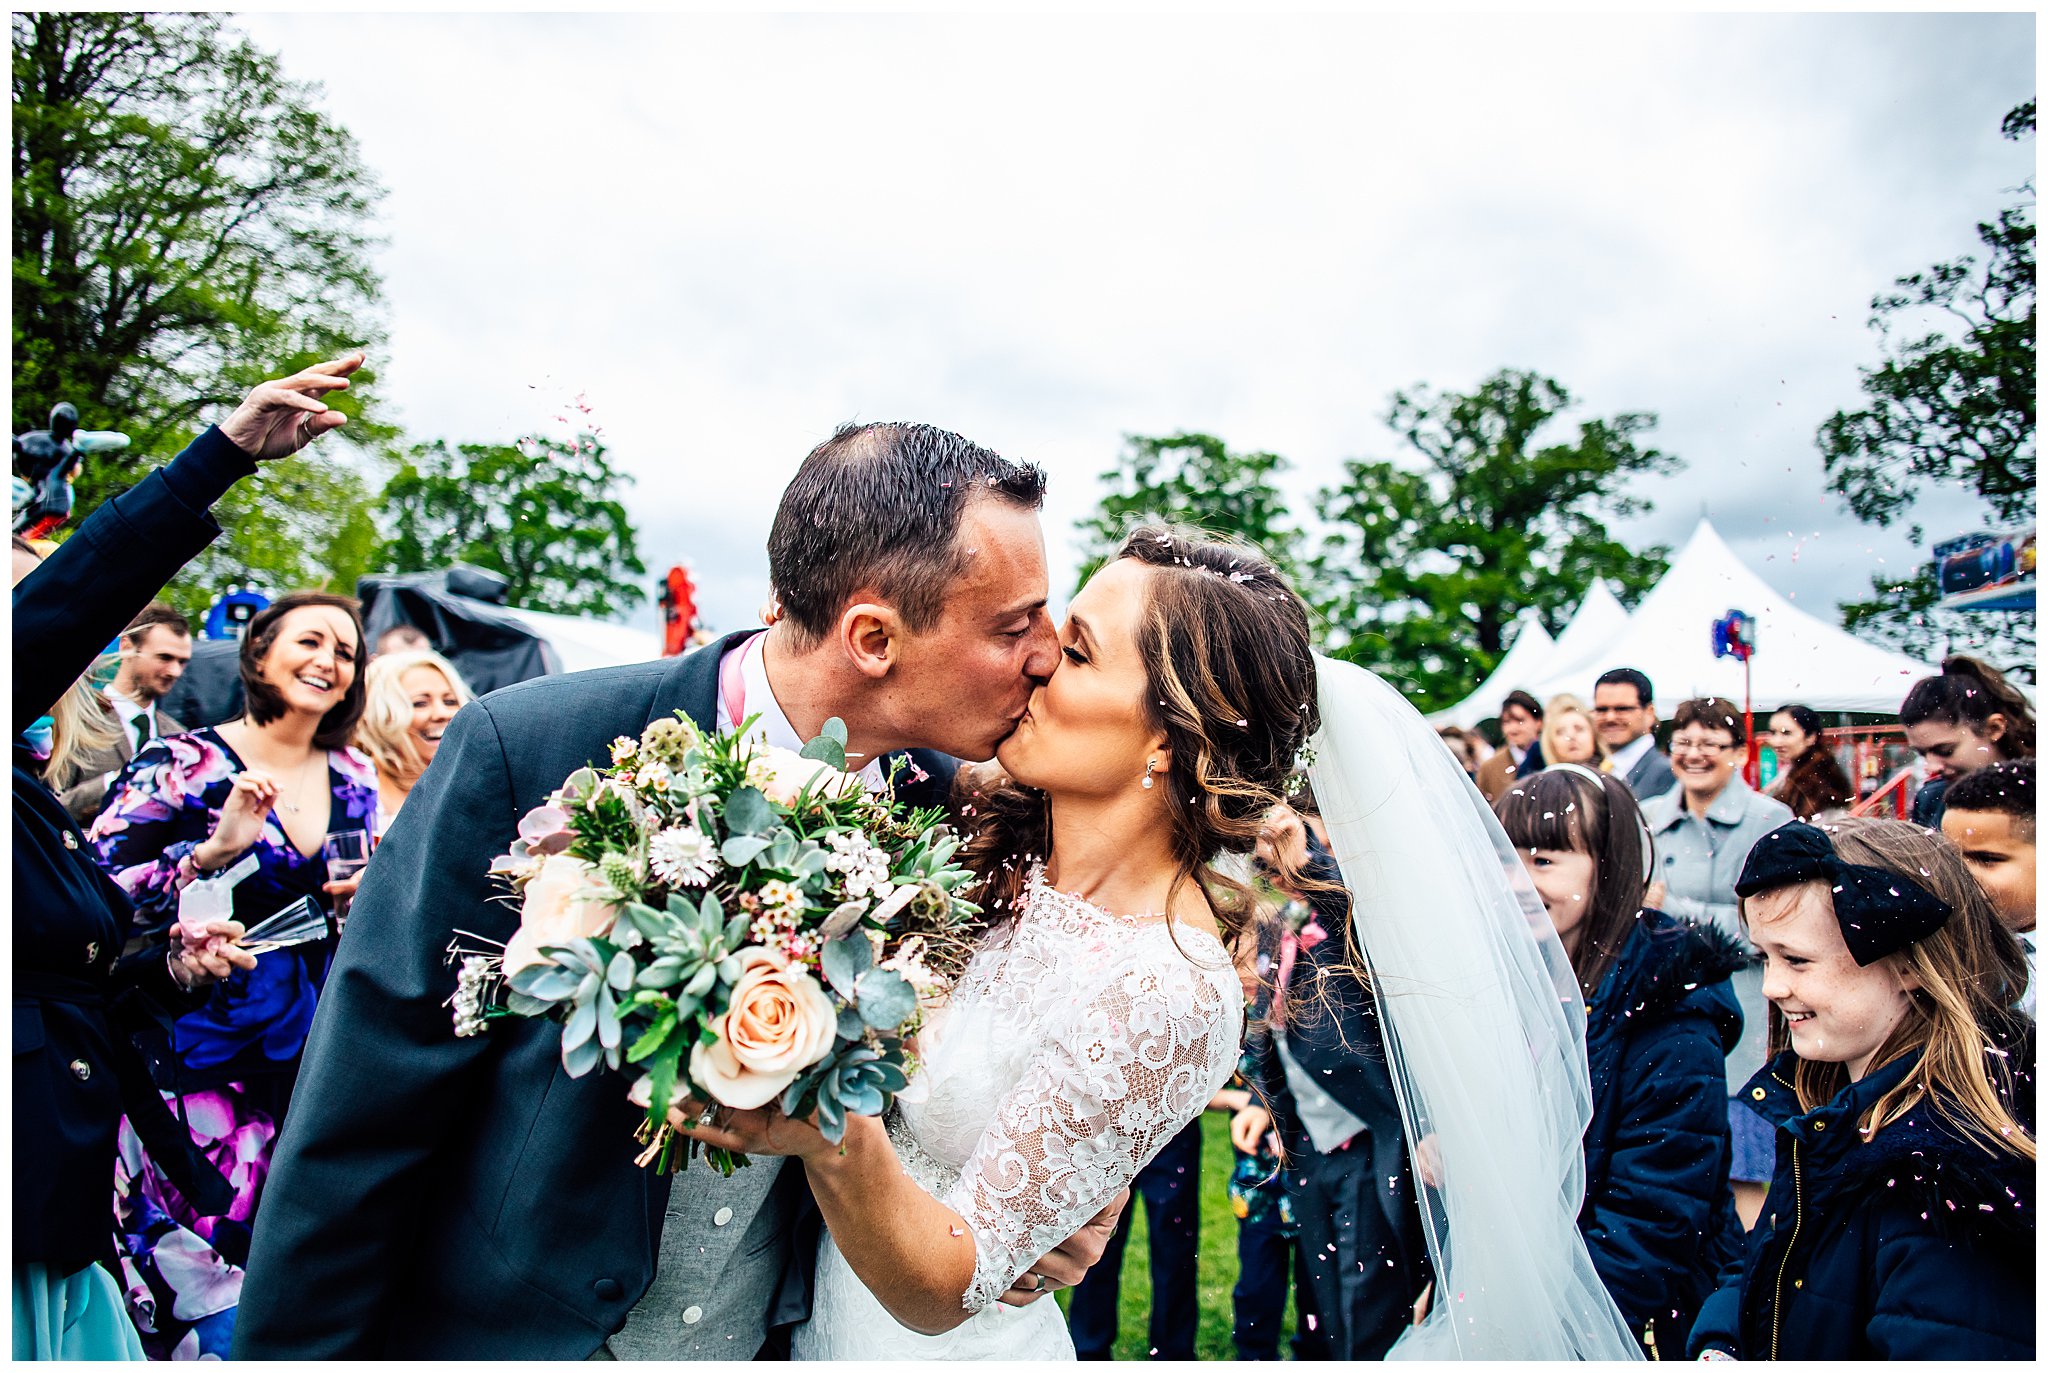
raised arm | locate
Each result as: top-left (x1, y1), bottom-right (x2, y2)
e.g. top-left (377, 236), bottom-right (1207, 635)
top-left (12, 354), bottom-right (357, 736)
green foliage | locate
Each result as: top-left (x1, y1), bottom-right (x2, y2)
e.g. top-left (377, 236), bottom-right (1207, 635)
top-left (1816, 100), bottom-right (2036, 674)
top-left (1311, 370), bottom-right (1678, 710)
top-left (375, 432), bottom-right (648, 618)
top-left (12, 13), bottom-right (392, 514)
top-left (159, 445), bottom-right (390, 619)
top-left (1840, 565), bottom-right (2035, 682)
top-left (1074, 432), bottom-right (1308, 590)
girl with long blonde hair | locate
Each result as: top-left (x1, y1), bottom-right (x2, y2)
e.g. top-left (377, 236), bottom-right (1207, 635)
top-left (1688, 817), bottom-right (2033, 1360)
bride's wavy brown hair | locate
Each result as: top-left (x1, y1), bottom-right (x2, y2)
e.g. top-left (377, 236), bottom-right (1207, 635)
top-left (958, 525), bottom-right (1322, 952)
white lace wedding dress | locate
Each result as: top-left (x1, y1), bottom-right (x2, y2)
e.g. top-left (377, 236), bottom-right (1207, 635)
top-left (790, 867), bottom-right (1242, 1360)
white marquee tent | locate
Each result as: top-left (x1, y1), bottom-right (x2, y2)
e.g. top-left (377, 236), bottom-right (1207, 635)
top-left (1521, 519), bottom-right (1937, 716)
top-left (499, 605), bottom-right (662, 675)
top-left (1430, 616), bottom-right (1555, 728)
top-left (1431, 580), bottom-right (1629, 727)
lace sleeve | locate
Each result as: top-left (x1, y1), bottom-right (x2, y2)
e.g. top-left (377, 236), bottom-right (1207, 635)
top-left (939, 942), bottom-right (1242, 1312)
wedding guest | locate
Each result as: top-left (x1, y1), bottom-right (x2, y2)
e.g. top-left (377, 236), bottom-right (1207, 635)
top-left (1541, 694), bottom-right (1605, 769)
top-left (1476, 689), bottom-right (1543, 800)
top-left (1900, 655), bottom-right (2036, 828)
top-left (1494, 767), bottom-right (1745, 1354)
top-left (13, 355), bottom-right (355, 1359)
top-left (48, 603), bottom-right (193, 824)
top-left (372, 622), bottom-right (431, 658)
top-left (1764, 703), bottom-right (1853, 821)
top-left (1064, 1117), bottom-right (1202, 1360)
top-left (88, 590), bottom-right (378, 1356)
top-left (1942, 760), bottom-right (2036, 1015)
top-left (1234, 801), bottom-right (1428, 1360)
top-left (1688, 819), bottom-right (2034, 1360)
top-left (1639, 697), bottom-right (1792, 1230)
top-left (1437, 724), bottom-right (1481, 780)
top-left (1592, 667), bottom-right (1675, 799)
top-left (353, 648), bottom-right (472, 839)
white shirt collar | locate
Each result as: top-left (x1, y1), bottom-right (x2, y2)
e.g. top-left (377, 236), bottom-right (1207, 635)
top-left (103, 685), bottom-right (152, 730)
top-left (1610, 732), bottom-right (1655, 775)
top-left (718, 633), bottom-right (888, 795)
top-left (1507, 741), bottom-right (1529, 766)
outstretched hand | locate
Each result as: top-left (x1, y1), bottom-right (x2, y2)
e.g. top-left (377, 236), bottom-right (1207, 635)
top-left (667, 1098), bottom-right (833, 1161)
top-left (219, 352), bottom-right (364, 462)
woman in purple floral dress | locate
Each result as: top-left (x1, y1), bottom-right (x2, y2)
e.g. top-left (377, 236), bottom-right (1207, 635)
top-left (89, 592), bottom-right (376, 1359)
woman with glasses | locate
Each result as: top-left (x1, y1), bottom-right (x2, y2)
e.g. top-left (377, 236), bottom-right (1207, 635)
top-left (1639, 697), bottom-right (1792, 1230)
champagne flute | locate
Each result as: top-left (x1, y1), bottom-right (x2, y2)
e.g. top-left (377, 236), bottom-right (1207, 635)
top-left (323, 828), bottom-right (370, 925)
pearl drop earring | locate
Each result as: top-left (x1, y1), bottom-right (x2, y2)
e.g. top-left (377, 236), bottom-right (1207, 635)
top-left (1142, 758), bottom-right (1157, 790)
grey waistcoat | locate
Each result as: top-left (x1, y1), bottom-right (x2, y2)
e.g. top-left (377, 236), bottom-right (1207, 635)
top-left (597, 1155), bottom-right (794, 1359)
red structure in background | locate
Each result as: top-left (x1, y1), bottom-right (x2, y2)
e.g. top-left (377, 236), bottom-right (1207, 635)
top-left (659, 565), bottom-right (699, 658)
top-left (1832, 724), bottom-right (1918, 819)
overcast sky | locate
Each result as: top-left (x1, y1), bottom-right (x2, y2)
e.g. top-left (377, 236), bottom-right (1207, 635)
top-left (240, 10), bottom-right (2033, 648)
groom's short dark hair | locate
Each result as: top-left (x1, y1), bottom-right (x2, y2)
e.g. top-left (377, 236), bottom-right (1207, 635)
top-left (769, 422), bottom-right (1046, 644)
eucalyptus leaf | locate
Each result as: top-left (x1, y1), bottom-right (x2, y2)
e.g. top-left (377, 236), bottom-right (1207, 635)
top-left (836, 1005), bottom-right (866, 1041)
top-left (822, 717), bottom-right (849, 747)
top-left (721, 834), bottom-right (771, 867)
top-left (724, 786), bottom-right (774, 835)
top-left (854, 967), bottom-right (916, 1030)
top-left (799, 734), bottom-right (846, 770)
top-left (821, 934), bottom-right (872, 1000)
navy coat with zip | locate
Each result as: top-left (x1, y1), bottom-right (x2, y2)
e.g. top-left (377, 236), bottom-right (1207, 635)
top-left (1577, 909), bottom-right (1748, 1351)
top-left (13, 429), bottom-right (253, 1273)
top-left (1688, 1037), bottom-right (2035, 1360)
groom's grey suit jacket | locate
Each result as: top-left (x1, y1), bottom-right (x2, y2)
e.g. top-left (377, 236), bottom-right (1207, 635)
top-left (232, 631), bottom-right (957, 1359)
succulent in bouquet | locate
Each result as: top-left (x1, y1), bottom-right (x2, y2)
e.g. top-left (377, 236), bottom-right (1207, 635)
top-left (448, 712), bottom-right (980, 1174)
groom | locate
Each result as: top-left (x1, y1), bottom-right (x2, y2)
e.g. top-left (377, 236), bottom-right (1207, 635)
top-left (235, 423), bottom-right (1103, 1358)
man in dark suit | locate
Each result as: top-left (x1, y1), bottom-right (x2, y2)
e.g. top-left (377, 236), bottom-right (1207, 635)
top-left (1593, 667), bottom-right (1676, 801)
top-left (235, 423), bottom-right (1117, 1358)
top-left (49, 602), bottom-right (191, 823)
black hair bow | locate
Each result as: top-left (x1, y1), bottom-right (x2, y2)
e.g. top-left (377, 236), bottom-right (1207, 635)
top-left (1734, 820), bottom-right (1951, 966)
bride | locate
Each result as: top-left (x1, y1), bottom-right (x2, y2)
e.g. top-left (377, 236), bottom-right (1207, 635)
top-left (679, 526), bottom-right (1641, 1361)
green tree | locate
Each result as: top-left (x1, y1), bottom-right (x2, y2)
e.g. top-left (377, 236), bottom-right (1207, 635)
top-left (12, 11), bottom-right (391, 512)
top-left (1313, 370), bottom-right (1678, 710)
top-left (376, 433), bottom-right (648, 619)
top-left (1819, 100), bottom-right (2035, 673)
top-left (1073, 432), bottom-right (1307, 590)
top-left (160, 447), bottom-right (389, 621)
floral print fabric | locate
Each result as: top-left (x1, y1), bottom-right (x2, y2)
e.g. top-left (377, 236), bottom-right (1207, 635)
top-left (88, 727), bottom-right (375, 1359)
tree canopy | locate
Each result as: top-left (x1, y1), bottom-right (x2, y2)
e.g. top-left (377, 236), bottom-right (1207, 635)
top-left (1072, 431), bottom-right (1307, 591)
top-left (13, 11), bottom-right (393, 603)
top-left (1819, 99), bottom-right (2036, 670)
top-left (376, 433), bottom-right (648, 619)
top-left (1312, 370), bottom-right (1677, 708)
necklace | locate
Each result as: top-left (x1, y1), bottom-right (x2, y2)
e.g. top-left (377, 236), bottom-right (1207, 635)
top-left (278, 752), bottom-right (325, 815)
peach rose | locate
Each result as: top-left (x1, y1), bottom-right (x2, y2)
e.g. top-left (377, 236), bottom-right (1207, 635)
top-left (503, 855), bottom-right (619, 975)
top-left (689, 947), bottom-right (837, 1109)
top-left (750, 745), bottom-right (863, 807)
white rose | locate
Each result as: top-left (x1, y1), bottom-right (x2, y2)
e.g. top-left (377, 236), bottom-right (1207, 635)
top-left (752, 745), bottom-right (864, 806)
top-left (689, 947), bottom-right (837, 1109)
top-left (503, 854), bottom-right (619, 975)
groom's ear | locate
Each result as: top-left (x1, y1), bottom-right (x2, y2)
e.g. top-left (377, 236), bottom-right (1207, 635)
top-left (840, 600), bottom-right (902, 680)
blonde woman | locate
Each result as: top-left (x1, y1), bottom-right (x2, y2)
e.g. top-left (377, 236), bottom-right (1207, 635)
top-left (355, 649), bottom-right (472, 838)
top-left (1541, 694), bottom-right (1606, 769)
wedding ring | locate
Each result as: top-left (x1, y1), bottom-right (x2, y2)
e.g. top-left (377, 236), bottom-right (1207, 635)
top-left (695, 1103), bottom-right (719, 1128)
top-left (1020, 1273), bottom-right (1044, 1292)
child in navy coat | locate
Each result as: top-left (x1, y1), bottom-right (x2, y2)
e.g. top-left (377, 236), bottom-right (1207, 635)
top-left (1688, 818), bottom-right (2034, 1361)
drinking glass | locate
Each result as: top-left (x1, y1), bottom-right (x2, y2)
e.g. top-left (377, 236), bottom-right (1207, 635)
top-left (323, 828), bottom-right (371, 923)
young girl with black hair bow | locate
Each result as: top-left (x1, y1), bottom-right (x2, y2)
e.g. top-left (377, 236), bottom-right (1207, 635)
top-left (1688, 817), bottom-right (2034, 1360)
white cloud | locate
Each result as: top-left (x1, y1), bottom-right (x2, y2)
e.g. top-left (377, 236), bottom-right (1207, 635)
top-left (241, 11), bottom-right (2033, 645)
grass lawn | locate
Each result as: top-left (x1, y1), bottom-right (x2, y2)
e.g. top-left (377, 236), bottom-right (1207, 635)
top-left (1055, 1108), bottom-right (1301, 1360)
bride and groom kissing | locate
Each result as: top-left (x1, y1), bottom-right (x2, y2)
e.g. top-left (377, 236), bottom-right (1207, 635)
top-left (231, 419), bottom-right (1640, 1361)
top-left (229, 420), bottom-right (1326, 1359)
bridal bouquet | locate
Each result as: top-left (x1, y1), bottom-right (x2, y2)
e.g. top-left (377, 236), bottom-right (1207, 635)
top-left (448, 712), bottom-right (981, 1174)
